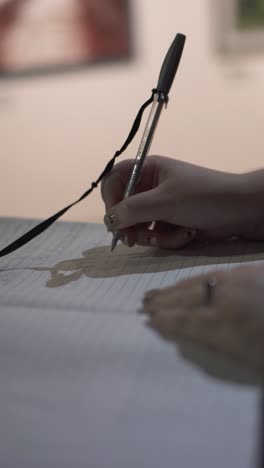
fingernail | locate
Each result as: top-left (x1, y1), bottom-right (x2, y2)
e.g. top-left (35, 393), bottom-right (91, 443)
top-left (104, 212), bottom-right (119, 230)
top-left (120, 233), bottom-right (134, 248)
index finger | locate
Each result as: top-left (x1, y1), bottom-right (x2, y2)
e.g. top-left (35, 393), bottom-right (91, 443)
top-left (101, 157), bottom-right (157, 212)
top-left (101, 160), bottom-right (135, 212)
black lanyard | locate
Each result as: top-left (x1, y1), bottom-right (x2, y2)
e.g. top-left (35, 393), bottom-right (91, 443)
top-left (0, 89), bottom-right (158, 258)
top-left (0, 33), bottom-right (186, 258)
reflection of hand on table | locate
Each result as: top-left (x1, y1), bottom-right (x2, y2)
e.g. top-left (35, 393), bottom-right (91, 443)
top-left (143, 263), bottom-right (264, 374)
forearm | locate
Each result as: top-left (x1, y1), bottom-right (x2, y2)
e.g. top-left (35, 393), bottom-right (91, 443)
top-left (173, 167), bottom-right (264, 233)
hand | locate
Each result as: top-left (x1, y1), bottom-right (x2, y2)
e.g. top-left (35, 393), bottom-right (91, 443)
top-left (142, 263), bottom-right (264, 372)
top-left (101, 155), bottom-right (261, 249)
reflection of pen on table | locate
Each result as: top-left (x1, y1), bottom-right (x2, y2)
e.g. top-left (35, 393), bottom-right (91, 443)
top-left (111, 33), bottom-right (186, 252)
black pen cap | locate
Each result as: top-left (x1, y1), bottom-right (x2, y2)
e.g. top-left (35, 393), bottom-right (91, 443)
top-left (156, 33), bottom-right (186, 97)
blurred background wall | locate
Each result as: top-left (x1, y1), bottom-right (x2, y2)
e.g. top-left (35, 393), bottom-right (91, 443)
top-left (1, 0), bottom-right (264, 223)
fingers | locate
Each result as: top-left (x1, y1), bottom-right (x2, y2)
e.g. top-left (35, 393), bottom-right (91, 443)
top-left (146, 306), bottom-right (217, 345)
top-left (111, 223), bottom-right (197, 249)
top-left (143, 286), bottom-right (216, 343)
top-left (143, 272), bottom-right (219, 313)
top-left (141, 268), bottom-right (264, 371)
top-left (151, 224), bottom-right (196, 249)
top-left (101, 160), bottom-right (134, 213)
top-left (142, 271), bottom-right (222, 345)
top-left (101, 158), bottom-right (157, 213)
top-left (104, 186), bottom-right (170, 230)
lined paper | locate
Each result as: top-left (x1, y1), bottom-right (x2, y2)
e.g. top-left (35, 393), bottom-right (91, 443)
top-left (1, 217), bottom-right (264, 314)
top-left (0, 217), bottom-right (263, 468)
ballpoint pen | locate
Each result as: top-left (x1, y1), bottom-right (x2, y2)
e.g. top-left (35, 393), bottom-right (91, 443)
top-left (111, 33), bottom-right (186, 251)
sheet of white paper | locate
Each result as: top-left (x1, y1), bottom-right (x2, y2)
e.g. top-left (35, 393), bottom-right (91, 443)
top-left (1, 217), bottom-right (264, 314)
top-left (0, 218), bottom-right (264, 468)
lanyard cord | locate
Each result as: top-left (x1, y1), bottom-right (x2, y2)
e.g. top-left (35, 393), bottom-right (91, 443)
top-left (0, 89), bottom-right (164, 258)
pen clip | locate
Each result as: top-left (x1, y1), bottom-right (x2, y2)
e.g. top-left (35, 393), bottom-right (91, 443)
top-left (156, 33), bottom-right (186, 98)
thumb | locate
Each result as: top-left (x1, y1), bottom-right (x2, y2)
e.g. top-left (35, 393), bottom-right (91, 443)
top-left (104, 187), bottom-right (168, 230)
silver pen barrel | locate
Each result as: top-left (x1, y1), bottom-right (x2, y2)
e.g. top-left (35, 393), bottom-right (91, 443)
top-left (111, 92), bottom-right (166, 251)
top-left (123, 93), bottom-right (165, 198)
top-left (111, 33), bottom-right (187, 251)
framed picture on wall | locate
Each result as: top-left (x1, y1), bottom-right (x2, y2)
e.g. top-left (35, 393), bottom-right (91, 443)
top-left (0, 0), bottom-right (132, 78)
top-left (213, 0), bottom-right (264, 55)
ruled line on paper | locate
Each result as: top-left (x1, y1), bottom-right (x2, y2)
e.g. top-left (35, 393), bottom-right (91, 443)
top-left (1, 217), bottom-right (264, 314)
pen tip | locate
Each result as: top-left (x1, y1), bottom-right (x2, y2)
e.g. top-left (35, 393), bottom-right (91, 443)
top-left (111, 233), bottom-right (119, 252)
